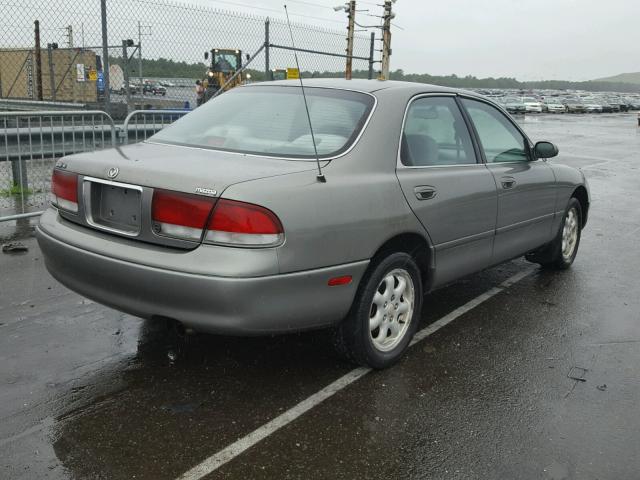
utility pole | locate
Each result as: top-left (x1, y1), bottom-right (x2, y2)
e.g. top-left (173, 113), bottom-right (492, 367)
top-left (66, 25), bottom-right (74, 48)
top-left (380, 0), bottom-right (393, 80)
top-left (122, 40), bottom-right (131, 111)
top-left (34, 20), bottom-right (43, 101)
top-left (47, 43), bottom-right (58, 101)
top-left (345, 0), bottom-right (356, 79)
top-left (136, 22), bottom-right (151, 92)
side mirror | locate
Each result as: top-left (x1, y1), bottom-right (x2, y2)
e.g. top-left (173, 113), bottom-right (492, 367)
top-left (204, 52), bottom-right (209, 60)
top-left (534, 141), bottom-right (558, 159)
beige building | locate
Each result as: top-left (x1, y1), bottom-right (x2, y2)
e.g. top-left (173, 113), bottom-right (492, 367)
top-left (0, 48), bottom-right (99, 103)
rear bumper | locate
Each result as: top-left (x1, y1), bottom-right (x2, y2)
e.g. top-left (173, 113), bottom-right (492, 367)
top-left (36, 221), bottom-right (369, 335)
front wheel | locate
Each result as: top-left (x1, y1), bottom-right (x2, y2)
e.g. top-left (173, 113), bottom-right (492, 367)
top-left (526, 198), bottom-right (582, 269)
top-left (333, 252), bottom-right (423, 369)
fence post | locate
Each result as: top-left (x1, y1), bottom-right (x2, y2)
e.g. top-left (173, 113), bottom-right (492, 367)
top-left (264, 18), bottom-right (270, 81)
top-left (10, 119), bottom-right (29, 193)
top-left (11, 159), bottom-right (29, 192)
top-left (34, 20), bottom-right (43, 100)
top-left (100, 0), bottom-right (111, 113)
top-left (137, 21), bottom-right (143, 91)
top-left (47, 45), bottom-right (56, 101)
top-left (122, 40), bottom-right (131, 111)
top-left (368, 32), bottom-right (375, 80)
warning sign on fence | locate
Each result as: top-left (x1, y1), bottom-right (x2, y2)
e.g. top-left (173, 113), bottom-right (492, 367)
top-left (286, 68), bottom-right (300, 79)
top-left (76, 63), bottom-right (85, 82)
top-left (88, 68), bottom-right (97, 81)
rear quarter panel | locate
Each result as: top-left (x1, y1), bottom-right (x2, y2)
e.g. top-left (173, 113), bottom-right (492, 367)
top-left (222, 167), bottom-right (427, 274)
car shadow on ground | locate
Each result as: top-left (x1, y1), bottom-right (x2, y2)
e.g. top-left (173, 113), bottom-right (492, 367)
top-left (48, 261), bottom-right (528, 479)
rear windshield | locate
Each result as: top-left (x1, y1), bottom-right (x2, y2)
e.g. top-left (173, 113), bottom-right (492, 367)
top-left (151, 86), bottom-right (375, 159)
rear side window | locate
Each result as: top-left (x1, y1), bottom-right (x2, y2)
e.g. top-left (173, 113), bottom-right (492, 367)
top-left (150, 86), bottom-right (374, 159)
top-left (461, 98), bottom-right (529, 163)
top-left (400, 96), bottom-right (476, 167)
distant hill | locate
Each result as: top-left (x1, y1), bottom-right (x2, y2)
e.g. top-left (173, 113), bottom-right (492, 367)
top-left (595, 72), bottom-right (640, 85)
top-left (106, 56), bottom-right (640, 93)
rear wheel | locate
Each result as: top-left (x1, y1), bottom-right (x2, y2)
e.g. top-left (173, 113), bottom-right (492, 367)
top-left (334, 252), bottom-right (422, 369)
top-left (526, 197), bottom-right (582, 270)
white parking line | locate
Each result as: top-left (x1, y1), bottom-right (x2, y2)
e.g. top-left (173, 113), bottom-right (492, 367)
top-left (177, 266), bottom-right (536, 480)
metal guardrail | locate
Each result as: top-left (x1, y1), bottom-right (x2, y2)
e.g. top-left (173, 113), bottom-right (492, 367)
top-left (0, 98), bottom-right (90, 112)
top-left (0, 110), bottom-right (118, 222)
top-left (0, 109), bottom-right (188, 222)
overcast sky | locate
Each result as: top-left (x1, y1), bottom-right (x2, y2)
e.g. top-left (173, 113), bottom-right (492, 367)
top-left (191, 0), bottom-right (639, 81)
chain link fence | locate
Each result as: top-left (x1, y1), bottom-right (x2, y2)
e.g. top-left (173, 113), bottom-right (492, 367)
top-left (0, 0), bottom-right (375, 113)
top-left (0, 0), bottom-right (377, 222)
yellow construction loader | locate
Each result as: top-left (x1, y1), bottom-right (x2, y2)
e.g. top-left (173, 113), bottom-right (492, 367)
top-left (203, 48), bottom-right (244, 93)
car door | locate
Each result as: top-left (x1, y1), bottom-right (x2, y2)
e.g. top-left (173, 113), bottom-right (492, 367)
top-left (395, 95), bottom-right (498, 288)
top-left (459, 97), bottom-right (556, 264)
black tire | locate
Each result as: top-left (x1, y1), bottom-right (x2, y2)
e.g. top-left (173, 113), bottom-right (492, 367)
top-left (526, 197), bottom-right (582, 270)
top-left (333, 252), bottom-right (423, 369)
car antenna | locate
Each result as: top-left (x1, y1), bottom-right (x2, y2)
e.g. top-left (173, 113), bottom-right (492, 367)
top-left (284, 4), bottom-right (326, 183)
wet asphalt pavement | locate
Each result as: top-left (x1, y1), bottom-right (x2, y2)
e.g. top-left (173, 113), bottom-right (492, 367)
top-left (1, 113), bottom-right (640, 479)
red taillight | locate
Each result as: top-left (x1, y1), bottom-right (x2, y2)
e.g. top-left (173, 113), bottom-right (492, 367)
top-left (152, 189), bottom-right (216, 241)
top-left (205, 199), bottom-right (284, 247)
top-left (50, 169), bottom-right (78, 212)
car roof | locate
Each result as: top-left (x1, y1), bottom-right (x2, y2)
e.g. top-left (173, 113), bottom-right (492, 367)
top-left (244, 78), bottom-right (475, 96)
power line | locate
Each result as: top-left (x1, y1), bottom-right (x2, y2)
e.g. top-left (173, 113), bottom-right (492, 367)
top-left (199, 0), bottom-right (345, 25)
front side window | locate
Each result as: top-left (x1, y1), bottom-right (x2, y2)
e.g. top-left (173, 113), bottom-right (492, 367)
top-left (461, 98), bottom-right (530, 163)
top-left (151, 86), bottom-right (375, 159)
top-left (400, 96), bottom-right (476, 167)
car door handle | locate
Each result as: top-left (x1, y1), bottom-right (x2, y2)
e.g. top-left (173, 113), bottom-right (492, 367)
top-left (500, 176), bottom-right (516, 189)
top-left (414, 186), bottom-right (437, 200)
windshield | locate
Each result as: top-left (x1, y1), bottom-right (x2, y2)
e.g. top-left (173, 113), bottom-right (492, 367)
top-left (522, 97), bottom-right (537, 102)
top-left (151, 86), bottom-right (375, 159)
top-left (212, 52), bottom-right (239, 72)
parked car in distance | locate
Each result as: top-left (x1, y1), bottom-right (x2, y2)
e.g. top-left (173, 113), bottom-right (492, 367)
top-left (625, 97), bottom-right (640, 110)
top-left (544, 98), bottom-right (567, 113)
top-left (601, 97), bottom-right (621, 112)
top-left (37, 79), bottom-right (590, 369)
top-left (562, 97), bottom-right (586, 113)
top-left (499, 96), bottom-right (527, 114)
top-left (143, 83), bottom-right (167, 96)
top-left (114, 84), bottom-right (138, 95)
top-left (609, 96), bottom-right (629, 112)
top-left (595, 97), bottom-right (614, 113)
top-left (522, 96), bottom-right (543, 113)
top-left (582, 97), bottom-right (603, 113)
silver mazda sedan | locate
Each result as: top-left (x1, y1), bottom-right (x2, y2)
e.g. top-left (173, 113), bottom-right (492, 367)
top-left (37, 79), bottom-right (589, 368)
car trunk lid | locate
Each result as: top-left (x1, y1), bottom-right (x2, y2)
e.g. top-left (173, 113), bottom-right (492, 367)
top-left (56, 142), bottom-right (320, 248)
top-left (61, 141), bottom-right (317, 194)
